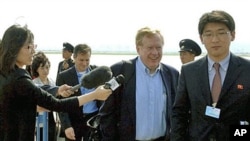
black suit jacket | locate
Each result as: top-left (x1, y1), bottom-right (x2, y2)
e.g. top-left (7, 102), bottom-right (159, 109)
top-left (56, 65), bottom-right (100, 135)
top-left (171, 53), bottom-right (250, 141)
top-left (56, 58), bottom-right (74, 84)
top-left (99, 57), bottom-right (179, 141)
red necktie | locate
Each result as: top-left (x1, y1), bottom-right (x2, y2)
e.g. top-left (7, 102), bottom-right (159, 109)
top-left (212, 63), bottom-right (221, 104)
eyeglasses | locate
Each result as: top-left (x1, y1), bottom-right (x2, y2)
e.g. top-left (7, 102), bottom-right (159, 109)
top-left (25, 44), bottom-right (37, 51)
top-left (202, 31), bottom-right (230, 40)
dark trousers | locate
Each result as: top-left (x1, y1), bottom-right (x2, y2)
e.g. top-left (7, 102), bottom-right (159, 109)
top-left (65, 111), bottom-right (98, 141)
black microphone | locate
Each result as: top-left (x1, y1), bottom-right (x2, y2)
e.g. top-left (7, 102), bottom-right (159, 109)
top-left (71, 66), bottom-right (112, 91)
top-left (104, 74), bottom-right (125, 91)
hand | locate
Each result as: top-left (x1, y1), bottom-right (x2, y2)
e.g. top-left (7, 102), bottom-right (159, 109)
top-left (63, 61), bottom-right (69, 69)
top-left (94, 85), bottom-right (112, 100)
top-left (36, 105), bottom-right (50, 112)
top-left (65, 127), bottom-right (76, 140)
top-left (58, 84), bottom-right (74, 97)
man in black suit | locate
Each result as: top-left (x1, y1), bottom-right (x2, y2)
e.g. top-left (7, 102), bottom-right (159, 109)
top-left (99, 27), bottom-right (179, 141)
top-left (56, 42), bottom-right (75, 82)
top-left (171, 10), bottom-right (250, 141)
top-left (56, 44), bottom-right (100, 141)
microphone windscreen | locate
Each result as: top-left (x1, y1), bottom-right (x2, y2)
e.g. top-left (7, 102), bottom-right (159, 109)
top-left (82, 66), bottom-right (112, 89)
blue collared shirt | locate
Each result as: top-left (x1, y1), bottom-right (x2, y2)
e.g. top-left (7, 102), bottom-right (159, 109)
top-left (77, 68), bottom-right (98, 114)
top-left (135, 57), bottom-right (166, 140)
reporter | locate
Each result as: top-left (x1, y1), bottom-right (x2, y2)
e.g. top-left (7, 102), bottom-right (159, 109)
top-left (0, 24), bottom-right (112, 141)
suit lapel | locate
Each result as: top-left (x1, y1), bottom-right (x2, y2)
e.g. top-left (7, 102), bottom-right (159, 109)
top-left (160, 64), bottom-right (173, 133)
top-left (197, 57), bottom-right (213, 105)
top-left (160, 64), bottom-right (171, 103)
top-left (122, 59), bottom-right (136, 126)
top-left (218, 54), bottom-right (241, 101)
top-left (69, 66), bottom-right (79, 85)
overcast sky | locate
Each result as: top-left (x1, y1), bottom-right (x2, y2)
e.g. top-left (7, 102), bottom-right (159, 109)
top-left (1, 0), bottom-right (250, 53)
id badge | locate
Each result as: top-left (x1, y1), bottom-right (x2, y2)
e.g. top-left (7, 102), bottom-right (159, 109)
top-left (205, 106), bottom-right (221, 119)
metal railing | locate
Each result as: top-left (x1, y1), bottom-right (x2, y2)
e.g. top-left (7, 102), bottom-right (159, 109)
top-left (36, 112), bottom-right (48, 141)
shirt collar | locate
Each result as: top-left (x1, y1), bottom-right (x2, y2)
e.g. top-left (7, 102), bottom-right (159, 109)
top-left (137, 57), bottom-right (161, 75)
top-left (207, 53), bottom-right (230, 72)
top-left (76, 68), bottom-right (90, 77)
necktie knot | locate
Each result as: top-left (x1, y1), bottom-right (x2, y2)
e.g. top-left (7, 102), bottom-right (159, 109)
top-left (213, 63), bottom-right (220, 71)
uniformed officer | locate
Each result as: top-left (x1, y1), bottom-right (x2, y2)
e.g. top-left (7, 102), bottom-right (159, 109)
top-left (179, 39), bottom-right (202, 64)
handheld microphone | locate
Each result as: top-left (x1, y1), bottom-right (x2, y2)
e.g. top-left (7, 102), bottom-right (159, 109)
top-left (71, 84), bottom-right (82, 91)
top-left (71, 66), bottom-right (112, 91)
top-left (104, 74), bottom-right (125, 91)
